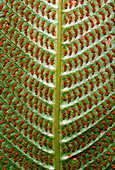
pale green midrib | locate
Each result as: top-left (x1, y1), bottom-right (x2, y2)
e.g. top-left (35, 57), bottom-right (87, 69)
top-left (54, 0), bottom-right (62, 170)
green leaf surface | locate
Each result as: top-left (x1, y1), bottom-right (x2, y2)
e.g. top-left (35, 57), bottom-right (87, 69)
top-left (0, 0), bottom-right (115, 169)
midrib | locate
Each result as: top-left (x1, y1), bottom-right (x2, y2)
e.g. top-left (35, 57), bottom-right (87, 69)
top-left (54, 0), bottom-right (63, 169)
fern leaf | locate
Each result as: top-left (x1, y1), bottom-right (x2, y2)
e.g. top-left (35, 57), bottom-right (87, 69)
top-left (0, 0), bottom-right (115, 169)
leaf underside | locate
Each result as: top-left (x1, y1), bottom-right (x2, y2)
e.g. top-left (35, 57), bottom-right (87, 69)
top-left (0, 0), bottom-right (115, 169)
